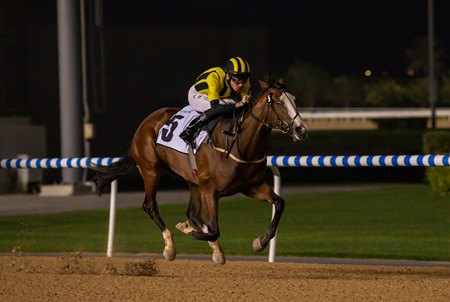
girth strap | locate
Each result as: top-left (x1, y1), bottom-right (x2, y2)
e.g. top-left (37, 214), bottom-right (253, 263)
top-left (209, 141), bottom-right (266, 164)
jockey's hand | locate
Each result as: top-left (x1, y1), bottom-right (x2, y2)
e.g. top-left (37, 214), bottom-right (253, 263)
top-left (235, 95), bottom-right (250, 108)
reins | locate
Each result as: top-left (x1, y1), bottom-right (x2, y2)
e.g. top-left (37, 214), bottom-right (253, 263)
top-left (208, 103), bottom-right (267, 164)
top-left (208, 82), bottom-right (298, 164)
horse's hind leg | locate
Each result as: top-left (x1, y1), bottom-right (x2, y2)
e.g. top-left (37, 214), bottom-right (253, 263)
top-left (140, 168), bottom-right (176, 261)
top-left (176, 184), bottom-right (225, 264)
top-left (244, 182), bottom-right (285, 252)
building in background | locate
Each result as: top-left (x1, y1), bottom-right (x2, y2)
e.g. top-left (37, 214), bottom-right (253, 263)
top-left (0, 1), bottom-right (268, 188)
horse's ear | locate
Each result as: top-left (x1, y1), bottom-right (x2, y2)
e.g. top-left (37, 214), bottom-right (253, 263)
top-left (259, 73), bottom-right (270, 89)
top-left (259, 79), bottom-right (269, 89)
top-left (278, 78), bottom-right (285, 86)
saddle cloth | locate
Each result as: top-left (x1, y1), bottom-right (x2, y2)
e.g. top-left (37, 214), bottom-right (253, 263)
top-left (156, 105), bottom-right (208, 154)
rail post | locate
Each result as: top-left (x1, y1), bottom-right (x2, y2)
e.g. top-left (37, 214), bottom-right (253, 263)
top-left (268, 166), bottom-right (281, 262)
top-left (106, 180), bottom-right (118, 257)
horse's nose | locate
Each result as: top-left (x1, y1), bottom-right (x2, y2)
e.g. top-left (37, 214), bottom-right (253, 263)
top-left (295, 125), bottom-right (308, 138)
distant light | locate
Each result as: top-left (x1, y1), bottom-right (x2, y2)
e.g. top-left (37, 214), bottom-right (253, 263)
top-left (407, 68), bottom-right (415, 77)
top-left (364, 69), bottom-right (372, 77)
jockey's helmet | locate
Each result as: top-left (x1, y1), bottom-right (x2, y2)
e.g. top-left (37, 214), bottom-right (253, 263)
top-left (225, 57), bottom-right (251, 80)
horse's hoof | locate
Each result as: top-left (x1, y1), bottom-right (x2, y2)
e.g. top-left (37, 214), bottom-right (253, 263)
top-left (175, 222), bottom-right (185, 232)
top-left (175, 221), bottom-right (194, 234)
top-left (212, 251), bottom-right (226, 265)
top-left (163, 246), bottom-right (176, 261)
top-left (252, 236), bottom-right (265, 252)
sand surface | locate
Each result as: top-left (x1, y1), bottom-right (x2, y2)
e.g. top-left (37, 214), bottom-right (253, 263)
top-left (1, 255), bottom-right (449, 301)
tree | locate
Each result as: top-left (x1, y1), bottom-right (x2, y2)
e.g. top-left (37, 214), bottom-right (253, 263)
top-left (364, 79), bottom-right (407, 107)
top-left (327, 76), bottom-right (364, 107)
top-left (284, 61), bottom-right (331, 107)
top-left (404, 78), bottom-right (428, 107)
top-left (405, 36), bottom-right (447, 76)
top-left (441, 72), bottom-right (450, 106)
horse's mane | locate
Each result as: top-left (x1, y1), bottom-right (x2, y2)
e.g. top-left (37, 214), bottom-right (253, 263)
top-left (249, 73), bottom-right (287, 106)
top-left (261, 72), bottom-right (285, 86)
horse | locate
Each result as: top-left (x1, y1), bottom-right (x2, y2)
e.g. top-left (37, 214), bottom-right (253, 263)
top-left (92, 76), bottom-right (308, 264)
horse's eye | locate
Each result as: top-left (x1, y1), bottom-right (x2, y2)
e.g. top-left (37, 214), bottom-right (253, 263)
top-left (276, 100), bottom-right (284, 106)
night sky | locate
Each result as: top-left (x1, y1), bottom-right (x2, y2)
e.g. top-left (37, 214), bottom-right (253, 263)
top-left (100, 0), bottom-right (450, 76)
top-left (23, 0), bottom-right (450, 76)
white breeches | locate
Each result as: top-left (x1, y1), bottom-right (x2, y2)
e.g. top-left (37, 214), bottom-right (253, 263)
top-left (188, 86), bottom-right (211, 112)
top-left (188, 85), bottom-right (237, 112)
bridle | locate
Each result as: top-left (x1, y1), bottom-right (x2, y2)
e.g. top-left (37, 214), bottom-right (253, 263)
top-left (249, 87), bottom-right (301, 136)
top-left (210, 83), bottom-right (302, 164)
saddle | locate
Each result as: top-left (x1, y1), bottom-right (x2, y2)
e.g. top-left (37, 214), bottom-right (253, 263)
top-left (186, 109), bottom-right (244, 176)
top-left (204, 108), bottom-right (246, 158)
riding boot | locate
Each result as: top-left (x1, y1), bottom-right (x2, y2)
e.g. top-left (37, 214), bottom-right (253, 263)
top-left (180, 112), bottom-right (210, 149)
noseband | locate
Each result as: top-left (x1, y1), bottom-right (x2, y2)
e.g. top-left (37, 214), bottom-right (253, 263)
top-left (210, 86), bottom-right (300, 164)
top-left (249, 90), bottom-right (300, 135)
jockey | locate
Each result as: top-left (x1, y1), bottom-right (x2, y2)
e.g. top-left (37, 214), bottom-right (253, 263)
top-left (179, 56), bottom-right (252, 148)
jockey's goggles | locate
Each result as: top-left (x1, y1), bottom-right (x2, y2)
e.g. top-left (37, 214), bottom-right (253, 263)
top-left (231, 73), bottom-right (250, 83)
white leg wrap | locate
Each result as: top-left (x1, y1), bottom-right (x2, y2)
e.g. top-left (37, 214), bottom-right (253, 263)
top-left (162, 229), bottom-right (176, 261)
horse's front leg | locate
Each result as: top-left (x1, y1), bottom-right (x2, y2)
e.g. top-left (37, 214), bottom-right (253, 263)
top-left (176, 186), bottom-right (225, 264)
top-left (175, 184), bottom-right (204, 234)
top-left (243, 182), bottom-right (285, 252)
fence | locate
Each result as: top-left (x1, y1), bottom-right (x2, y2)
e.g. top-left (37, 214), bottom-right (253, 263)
top-left (300, 107), bottom-right (450, 120)
top-left (1, 154), bottom-right (450, 262)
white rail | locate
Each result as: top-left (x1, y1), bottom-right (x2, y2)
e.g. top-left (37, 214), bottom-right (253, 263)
top-left (300, 108), bottom-right (450, 120)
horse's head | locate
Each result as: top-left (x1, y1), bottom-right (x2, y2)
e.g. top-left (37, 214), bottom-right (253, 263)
top-left (251, 77), bottom-right (308, 142)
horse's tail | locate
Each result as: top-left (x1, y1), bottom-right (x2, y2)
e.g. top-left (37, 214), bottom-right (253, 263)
top-left (91, 149), bottom-right (136, 196)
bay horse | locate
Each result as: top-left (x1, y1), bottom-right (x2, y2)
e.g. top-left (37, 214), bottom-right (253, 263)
top-left (93, 76), bottom-right (308, 264)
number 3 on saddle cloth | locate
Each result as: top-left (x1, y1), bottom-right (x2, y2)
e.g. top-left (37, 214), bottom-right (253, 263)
top-left (156, 105), bottom-right (209, 154)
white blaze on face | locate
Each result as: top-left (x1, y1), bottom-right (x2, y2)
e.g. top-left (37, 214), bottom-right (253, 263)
top-left (280, 91), bottom-right (303, 127)
top-left (279, 91), bottom-right (308, 141)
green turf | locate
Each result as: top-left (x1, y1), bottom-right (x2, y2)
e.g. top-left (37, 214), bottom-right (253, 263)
top-left (0, 184), bottom-right (449, 261)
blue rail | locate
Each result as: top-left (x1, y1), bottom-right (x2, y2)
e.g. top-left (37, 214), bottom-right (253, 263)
top-left (0, 157), bottom-right (121, 169)
top-left (1, 155), bottom-right (450, 169)
top-left (267, 154), bottom-right (450, 167)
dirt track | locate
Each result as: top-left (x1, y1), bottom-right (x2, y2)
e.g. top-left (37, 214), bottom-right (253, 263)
top-left (1, 255), bottom-right (449, 301)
